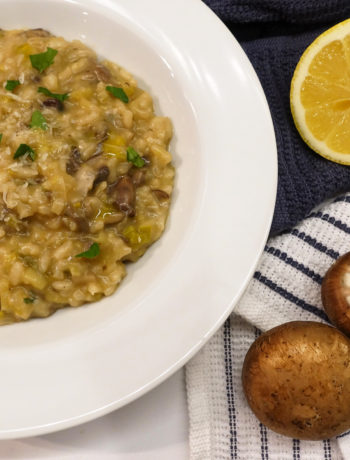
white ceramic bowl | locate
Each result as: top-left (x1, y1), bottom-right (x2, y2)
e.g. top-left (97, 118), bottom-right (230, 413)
top-left (0, 0), bottom-right (277, 438)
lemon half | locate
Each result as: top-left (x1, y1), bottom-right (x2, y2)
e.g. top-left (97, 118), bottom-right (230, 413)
top-left (290, 19), bottom-right (350, 165)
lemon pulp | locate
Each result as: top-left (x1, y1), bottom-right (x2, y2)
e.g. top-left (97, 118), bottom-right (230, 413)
top-left (291, 19), bottom-right (350, 164)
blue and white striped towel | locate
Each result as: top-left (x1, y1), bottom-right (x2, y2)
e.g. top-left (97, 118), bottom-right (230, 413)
top-left (186, 194), bottom-right (350, 460)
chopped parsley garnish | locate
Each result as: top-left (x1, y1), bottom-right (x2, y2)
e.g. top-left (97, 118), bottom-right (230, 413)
top-left (126, 147), bottom-right (145, 168)
top-left (5, 80), bottom-right (20, 91)
top-left (30, 110), bottom-right (48, 130)
top-left (29, 47), bottom-right (58, 73)
top-left (0, 134), bottom-right (3, 143)
top-left (14, 143), bottom-right (36, 161)
top-left (38, 86), bottom-right (69, 102)
top-left (106, 85), bottom-right (129, 103)
top-left (75, 242), bottom-right (100, 259)
top-left (23, 297), bottom-right (35, 304)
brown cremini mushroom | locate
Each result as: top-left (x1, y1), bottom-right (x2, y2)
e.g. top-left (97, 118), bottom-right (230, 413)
top-left (322, 251), bottom-right (350, 335)
top-left (242, 321), bottom-right (350, 440)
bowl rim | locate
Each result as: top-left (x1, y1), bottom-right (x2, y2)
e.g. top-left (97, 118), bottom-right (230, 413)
top-left (0, 0), bottom-right (277, 438)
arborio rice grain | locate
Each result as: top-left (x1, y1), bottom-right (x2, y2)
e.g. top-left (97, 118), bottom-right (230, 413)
top-left (0, 28), bottom-right (174, 324)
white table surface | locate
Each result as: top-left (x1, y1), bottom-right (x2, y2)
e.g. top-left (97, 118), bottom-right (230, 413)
top-left (0, 369), bottom-right (189, 460)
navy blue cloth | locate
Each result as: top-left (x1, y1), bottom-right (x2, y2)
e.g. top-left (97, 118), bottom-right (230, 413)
top-left (204, 0), bottom-right (350, 235)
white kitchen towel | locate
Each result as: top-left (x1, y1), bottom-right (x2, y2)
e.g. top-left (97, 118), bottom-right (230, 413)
top-left (186, 193), bottom-right (350, 460)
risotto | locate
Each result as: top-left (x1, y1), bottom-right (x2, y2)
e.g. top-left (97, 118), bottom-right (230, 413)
top-left (0, 28), bottom-right (174, 324)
